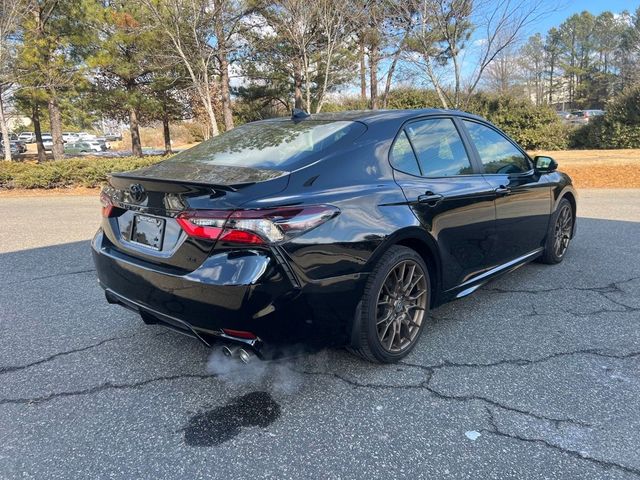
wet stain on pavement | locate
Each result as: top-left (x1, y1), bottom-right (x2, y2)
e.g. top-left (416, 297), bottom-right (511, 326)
top-left (183, 391), bottom-right (281, 447)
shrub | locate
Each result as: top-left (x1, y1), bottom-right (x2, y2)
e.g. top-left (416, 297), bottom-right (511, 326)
top-left (0, 156), bottom-right (166, 190)
top-left (570, 87), bottom-right (640, 148)
top-left (466, 94), bottom-right (569, 150)
top-left (383, 88), bottom-right (442, 110)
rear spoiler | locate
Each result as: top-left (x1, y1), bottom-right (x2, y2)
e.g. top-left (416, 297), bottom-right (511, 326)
top-left (109, 172), bottom-right (241, 192)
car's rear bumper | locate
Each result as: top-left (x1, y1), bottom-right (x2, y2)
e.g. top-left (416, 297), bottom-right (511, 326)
top-left (92, 230), bottom-right (364, 349)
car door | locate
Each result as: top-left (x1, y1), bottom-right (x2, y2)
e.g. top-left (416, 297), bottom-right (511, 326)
top-left (390, 116), bottom-right (498, 291)
top-left (460, 119), bottom-right (552, 264)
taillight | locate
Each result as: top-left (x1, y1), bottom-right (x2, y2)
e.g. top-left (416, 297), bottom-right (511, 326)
top-left (177, 205), bottom-right (339, 244)
top-left (100, 191), bottom-right (115, 217)
top-left (176, 210), bottom-right (231, 240)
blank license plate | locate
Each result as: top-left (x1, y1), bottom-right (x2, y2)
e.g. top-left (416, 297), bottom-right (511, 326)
top-left (131, 214), bottom-right (165, 250)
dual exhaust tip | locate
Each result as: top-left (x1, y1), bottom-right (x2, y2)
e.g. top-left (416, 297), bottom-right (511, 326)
top-left (221, 345), bottom-right (255, 364)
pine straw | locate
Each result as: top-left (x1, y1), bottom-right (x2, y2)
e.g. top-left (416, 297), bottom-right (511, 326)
top-left (532, 149), bottom-right (640, 188)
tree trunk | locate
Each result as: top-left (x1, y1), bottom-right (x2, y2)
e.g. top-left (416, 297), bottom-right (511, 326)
top-left (294, 67), bottom-right (303, 109)
top-left (219, 55), bottom-right (234, 131)
top-left (369, 44), bottom-right (378, 110)
top-left (214, 19), bottom-right (234, 131)
top-left (32, 104), bottom-right (46, 163)
top-left (202, 95), bottom-right (219, 138)
top-left (0, 89), bottom-right (12, 161)
top-left (382, 46), bottom-right (403, 109)
top-left (48, 96), bottom-right (64, 161)
top-left (129, 108), bottom-right (143, 157)
top-left (162, 113), bottom-right (172, 155)
top-left (359, 39), bottom-right (367, 103)
top-left (548, 61), bottom-right (555, 104)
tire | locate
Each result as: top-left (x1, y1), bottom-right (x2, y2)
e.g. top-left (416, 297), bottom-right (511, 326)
top-left (539, 198), bottom-right (574, 264)
top-left (350, 246), bottom-right (430, 363)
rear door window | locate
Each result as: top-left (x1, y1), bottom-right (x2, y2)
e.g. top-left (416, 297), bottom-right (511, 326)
top-left (390, 130), bottom-right (420, 176)
top-left (404, 118), bottom-right (473, 177)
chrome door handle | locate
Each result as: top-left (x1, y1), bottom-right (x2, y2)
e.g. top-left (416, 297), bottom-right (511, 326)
top-left (417, 192), bottom-right (444, 206)
top-left (494, 186), bottom-right (511, 196)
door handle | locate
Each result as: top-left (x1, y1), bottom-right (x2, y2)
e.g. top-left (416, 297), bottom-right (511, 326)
top-left (417, 192), bottom-right (444, 206)
top-left (494, 185), bottom-right (511, 196)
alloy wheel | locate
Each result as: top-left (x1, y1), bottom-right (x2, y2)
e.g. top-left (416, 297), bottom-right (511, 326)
top-left (375, 260), bottom-right (428, 352)
top-left (553, 204), bottom-right (573, 258)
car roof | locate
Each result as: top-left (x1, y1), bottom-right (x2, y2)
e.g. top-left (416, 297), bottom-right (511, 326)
top-left (259, 108), bottom-right (486, 126)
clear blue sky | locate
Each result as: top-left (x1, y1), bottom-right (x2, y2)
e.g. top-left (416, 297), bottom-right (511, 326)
top-left (537, 0), bottom-right (639, 33)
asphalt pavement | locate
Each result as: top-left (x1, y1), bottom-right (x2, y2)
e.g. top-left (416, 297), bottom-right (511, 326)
top-left (0, 189), bottom-right (639, 479)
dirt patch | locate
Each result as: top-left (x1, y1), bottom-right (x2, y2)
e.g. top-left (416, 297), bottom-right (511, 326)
top-left (532, 150), bottom-right (640, 188)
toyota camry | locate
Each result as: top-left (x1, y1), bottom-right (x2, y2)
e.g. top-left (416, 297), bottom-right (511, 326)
top-left (93, 109), bottom-right (576, 363)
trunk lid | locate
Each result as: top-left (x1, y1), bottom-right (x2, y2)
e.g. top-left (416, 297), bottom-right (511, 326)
top-left (101, 163), bottom-right (289, 271)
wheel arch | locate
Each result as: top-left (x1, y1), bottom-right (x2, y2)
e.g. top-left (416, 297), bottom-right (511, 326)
top-left (366, 227), bottom-right (442, 308)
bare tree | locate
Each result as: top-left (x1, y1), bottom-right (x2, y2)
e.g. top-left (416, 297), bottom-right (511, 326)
top-left (314, 0), bottom-right (360, 113)
top-left (259, 0), bottom-right (321, 111)
top-left (409, 0), bottom-right (554, 109)
top-left (0, 0), bottom-right (31, 161)
top-left (213, 0), bottom-right (256, 130)
top-left (484, 42), bottom-right (521, 95)
top-left (142, 0), bottom-right (220, 137)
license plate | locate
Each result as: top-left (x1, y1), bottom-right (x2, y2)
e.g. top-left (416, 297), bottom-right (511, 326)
top-left (131, 214), bottom-right (165, 250)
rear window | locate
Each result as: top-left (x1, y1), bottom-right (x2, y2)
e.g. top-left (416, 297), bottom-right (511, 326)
top-left (166, 120), bottom-right (365, 170)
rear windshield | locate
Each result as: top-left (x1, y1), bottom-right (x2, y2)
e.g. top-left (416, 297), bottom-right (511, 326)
top-left (166, 120), bottom-right (365, 170)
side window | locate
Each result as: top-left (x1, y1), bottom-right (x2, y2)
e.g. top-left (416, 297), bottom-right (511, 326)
top-left (405, 118), bottom-right (473, 177)
top-left (390, 130), bottom-right (421, 176)
top-left (463, 120), bottom-right (530, 174)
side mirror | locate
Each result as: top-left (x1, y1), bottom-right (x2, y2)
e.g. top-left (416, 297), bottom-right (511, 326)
top-left (534, 155), bottom-right (558, 173)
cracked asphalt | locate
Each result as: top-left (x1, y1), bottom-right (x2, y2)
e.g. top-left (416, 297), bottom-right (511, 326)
top-left (0, 189), bottom-right (639, 479)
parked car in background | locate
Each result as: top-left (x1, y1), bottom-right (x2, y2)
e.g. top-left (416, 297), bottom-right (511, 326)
top-left (570, 110), bottom-right (605, 125)
top-left (94, 138), bottom-right (111, 150)
top-left (41, 134), bottom-right (53, 151)
top-left (1, 140), bottom-right (21, 157)
top-left (104, 132), bottom-right (122, 142)
top-left (65, 141), bottom-right (104, 154)
top-left (18, 132), bottom-right (36, 143)
top-left (0, 134), bottom-right (26, 154)
top-left (555, 111), bottom-right (572, 121)
top-left (13, 140), bottom-right (27, 153)
top-left (94, 109), bottom-right (577, 363)
top-left (63, 132), bottom-right (80, 143)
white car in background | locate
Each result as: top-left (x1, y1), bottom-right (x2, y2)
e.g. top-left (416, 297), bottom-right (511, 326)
top-left (18, 132), bottom-right (36, 143)
top-left (85, 140), bottom-right (107, 152)
top-left (41, 134), bottom-right (53, 151)
top-left (62, 132), bottom-right (80, 143)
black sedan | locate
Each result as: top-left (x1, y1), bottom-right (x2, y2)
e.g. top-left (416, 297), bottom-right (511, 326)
top-left (93, 109), bottom-right (576, 363)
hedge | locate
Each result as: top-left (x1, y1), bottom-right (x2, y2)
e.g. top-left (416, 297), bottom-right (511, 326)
top-left (466, 94), bottom-right (569, 150)
top-left (325, 88), bottom-right (570, 150)
top-left (0, 156), bottom-right (166, 189)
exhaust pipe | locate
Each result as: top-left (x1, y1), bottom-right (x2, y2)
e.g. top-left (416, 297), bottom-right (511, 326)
top-left (222, 345), bottom-right (238, 358)
top-left (237, 348), bottom-right (255, 364)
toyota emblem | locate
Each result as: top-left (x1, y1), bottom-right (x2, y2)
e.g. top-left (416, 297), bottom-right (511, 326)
top-left (129, 184), bottom-right (146, 202)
